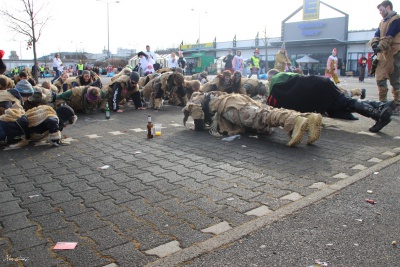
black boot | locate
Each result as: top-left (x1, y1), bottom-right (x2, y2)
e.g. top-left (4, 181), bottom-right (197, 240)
top-left (369, 100), bottom-right (396, 132)
top-left (194, 119), bottom-right (205, 131)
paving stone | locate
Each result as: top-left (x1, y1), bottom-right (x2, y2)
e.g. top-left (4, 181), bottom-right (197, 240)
top-left (128, 225), bottom-right (174, 251)
top-left (174, 178), bottom-right (208, 191)
top-left (53, 199), bottom-right (92, 217)
top-left (225, 187), bottom-right (262, 200)
top-left (351, 164), bottom-right (368, 170)
top-left (176, 209), bottom-right (221, 230)
top-left (201, 221), bottom-right (232, 235)
top-left (122, 198), bottom-right (163, 216)
top-left (144, 240), bottom-right (182, 258)
top-left (53, 243), bottom-right (110, 267)
top-left (145, 179), bottom-right (179, 192)
top-left (86, 199), bottom-right (125, 217)
top-left (120, 179), bottom-right (152, 193)
top-left (16, 244), bottom-right (65, 267)
top-left (158, 171), bottom-right (186, 183)
top-left (0, 191), bottom-right (18, 203)
top-left (218, 197), bottom-right (259, 213)
top-left (368, 157), bottom-right (383, 163)
top-left (133, 172), bottom-right (163, 183)
top-left (33, 212), bottom-right (71, 231)
top-left (212, 170), bottom-right (240, 180)
top-left (132, 188), bottom-right (172, 204)
top-left (164, 188), bottom-right (203, 202)
top-left (38, 181), bottom-right (65, 193)
top-left (10, 182), bottom-right (37, 196)
top-left (55, 173), bottom-right (82, 185)
top-left (67, 180), bottom-right (95, 193)
top-left (309, 182), bottom-right (327, 189)
top-left (205, 178), bottom-right (236, 190)
top-left (0, 211), bottom-right (33, 231)
top-left (104, 188), bottom-right (141, 204)
top-left (67, 211), bottom-right (109, 232)
top-left (186, 197), bottom-right (225, 214)
top-left (250, 193), bottom-right (292, 211)
top-left (280, 192), bottom-right (303, 201)
top-left (42, 190), bottom-right (81, 205)
top-left (73, 188), bottom-right (110, 204)
top-left (4, 226), bottom-right (46, 251)
top-left (382, 151), bottom-right (396, 156)
top-left (245, 205), bottom-right (273, 217)
top-left (215, 163), bottom-right (244, 173)
top-left (161, 223), bottom-right (212, 248)
top-left (21, 200), bottom-right (56, 218)
top-left (154, 198), bottom-right (194, 216)
top-left (5, 174), bottom-right (30, 185)
top-left (333, 172), bottom-right (350, 179)
top-left (85, 225), bottom-right (127, 251)
top-left (211, 207), bottom-right (254, 226)
top-left (195, 186), bottom-right (233, 202)
top-left (142, 211), bottom-right (184, 230)
top-left (104, 211), bottom-right (145, 232)
top-left (191, 164), bottom-right (217, 174)
top-left (30, 174), bottom-right (56, 185)
top-left (102, 242), bottom-right (156, 267)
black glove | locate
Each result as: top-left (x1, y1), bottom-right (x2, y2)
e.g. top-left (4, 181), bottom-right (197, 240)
top-left (371, 42), bottom-right (379, 49)
top-left (373, 46), bottom-right (381, 54)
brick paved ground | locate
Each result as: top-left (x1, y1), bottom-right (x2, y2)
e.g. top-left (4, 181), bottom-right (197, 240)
top-left (0, 76), bottom-right (399, 267)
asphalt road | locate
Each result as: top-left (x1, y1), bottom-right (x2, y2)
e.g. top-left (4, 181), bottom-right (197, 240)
top-left (0, 74), bottom-right (399, 267)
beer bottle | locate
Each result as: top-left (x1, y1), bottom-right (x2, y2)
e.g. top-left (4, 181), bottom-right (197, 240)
top-left (105, 102), bottom-right (110, 119)
top-left (147, 114), bottom-right (153, 139)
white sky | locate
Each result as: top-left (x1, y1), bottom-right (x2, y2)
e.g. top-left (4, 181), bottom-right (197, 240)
top-left (1, 0), bottom-right (382, 60)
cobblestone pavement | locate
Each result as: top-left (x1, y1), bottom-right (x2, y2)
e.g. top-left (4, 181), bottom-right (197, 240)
top-left (0, 76), bottom-right (399, 267)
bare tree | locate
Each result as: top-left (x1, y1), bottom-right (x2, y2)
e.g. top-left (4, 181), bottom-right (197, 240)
top-left (0, 0), bottom-right (50, 84)
top-left (262, 25), bottom-right (269, 73)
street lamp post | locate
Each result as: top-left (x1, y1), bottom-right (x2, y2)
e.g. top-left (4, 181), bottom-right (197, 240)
top-left (191, 9), bottom-right (207, 43)
top-left (97, 0), bottom-right (119, 67)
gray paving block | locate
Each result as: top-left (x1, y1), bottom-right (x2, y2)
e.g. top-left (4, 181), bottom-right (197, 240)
top-left (217, 197), bottom-right (259, 213)
top-left (4, 226), bottom-right (46, 251)
top-left (5, 174), bottom-right (30, 185)
top-left (196, 186), bottom-right (233, 202)
top-left (0, 212), bottom-right (33, 231)
top-left (145, 178), bottom-right (178, 192)
top-left (176, 209), bottom-right (221, 230)
top-left (12, 244), bottom-right (64, 267)
top-left (53, 242), bottom-right (111, 267)
top-left (132, 188), bottom-right (172, 204)
top-left (85, 199), bottom-right (125, 217)
top-left (120, 179), bottom-right (152, 193)
top-left (104, 188), bottom-right (141, 204)
top-left (67, 211), bottom-right (109, 232)
top-left (211, 207), bottom-right (255, 226)
top-left (104, 211), bottom-right (145, 232)
top-left (53, 199), bottom-right (93, 217)
top-left (22, 200), bottom-right (56, 218)
top-left (73, 188), bottom-right (110, 204)
top-left (162, 223), bottom-right (212, 248)
top-left (56, 173), bottom-right (83, 185)
top-left (158, 171), bottom-right (186, 183)
top-left (186, 197), bottom-right (225, 214)
top-left (10, 182), bottom-right (37, 196)
top-left (164, 188), bottom-right (203, 203)
top-left (85, 225), bottom-right (127, 251)
top-left (42, 190), bottom-right (81, 205)
top-left (38, 181), bottom-right (65, 193)
top-left (34, 212), bottom-right (72, 231)
top-left (142, 211), bottom-right (184, 230)
top-left (154, 198), bottom-right (194, 216)
top-left (101, 242), bottom-right (156, 267)
top-left (127, 225), bottom-right (174, 251)
top-left (224, 187), bottom-right (262, 200)
top-left (121, 198), bottom-right (162, 216)
top-left (66, 180), bottom-right (95, 193)
top-left (0, 191), bottom-right (18, 203)
top-left (134, 172), bottom-right (164, 183)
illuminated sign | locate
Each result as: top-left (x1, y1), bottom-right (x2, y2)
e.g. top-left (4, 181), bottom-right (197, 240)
top-left (180, 42), bottom-right (214, 51)
top-left (303, 0), bottom-right (320, 20)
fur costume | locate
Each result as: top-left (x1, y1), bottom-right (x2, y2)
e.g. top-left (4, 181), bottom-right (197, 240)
top-left (0, 75), bottom-right (15, 90)
top-left (183, 92), bottom-right (322, 147)
top-left (201, 71), bottom-right (232, 93)
top-left (240, 78), bottom-right (268, 97)
top-left (56, 86), bottom-right (101, 114)
top-left (111, 67), bottom-right (132, 82)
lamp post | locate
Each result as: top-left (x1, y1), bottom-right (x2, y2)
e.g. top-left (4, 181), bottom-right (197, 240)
top-left (191, 9), bottom-right (208, 43)
top-left (97, 0), bottom-right (119, 67)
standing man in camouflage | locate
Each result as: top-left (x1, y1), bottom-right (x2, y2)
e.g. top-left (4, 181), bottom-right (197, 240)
top-left (370, 0), bottom-right (400, 114)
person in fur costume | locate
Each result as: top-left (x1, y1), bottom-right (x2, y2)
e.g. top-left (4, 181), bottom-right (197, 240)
top-left (111, 67), bottom-right (132, 82)
top-left (41, 80), bottom-right (60, 94)
top-left (370, 0), bottom-right (400, 114)
top-left (168, 80), bottom-right (201, 106)
top-left (56, 86), bottom-right (105, 114)
top-left (0, 104), bottom-right (76, 148)
top-left (23, 86), bottom-right (58, 111)
top-left (182, 91), bottom-right (322, 147)
top-left (0, 75), bottom-right (15, 90)
top-left (140, 71), bottom-right (185, 109)
top-left (185, 71), bottom-right (209, 85)
top-left (138, 73), bottom-right (159, 87)
top-left (102, 71), bottom-right (144, 112)
top-left (266, 69), bottom-right (396, 133)
top-left (53, 72), bottom-right (71, 92)
top-left (201, 70), bottom-right (233, 93)
top-left (0, 88), bottom-right (23, 115)
top-left (240, 76), bottom-right (268, 98)
top-left (71, 70), bottom-right (102, 89)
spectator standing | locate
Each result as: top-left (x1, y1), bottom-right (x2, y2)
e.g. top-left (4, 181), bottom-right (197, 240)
top-left (178, 51), bottom-right (186, 74)
top-left (138, 51), bottom-right (155, 77)
top-left (40, 64), bottom-right (45, 78)
top-left (168, 52), bottom-right (179, 69)
top-left (77, 61), bottom-right (84, 75)
top-left (223, 49), bottom-right (234, 74)
top-left (274, 42), bottom-right (291, 72)
top-left (232, 50), bottom-right (244, 74)
top-left (248, 48), bottom-right (261, 79)
top-left (358, 54), bottom-right (368, 82)
top-left (325, 48), bottom-right (339, 84)
top-left (31, 62), bottom-right (40, 81)
top-left (51, 53), bottom-right (63, 84)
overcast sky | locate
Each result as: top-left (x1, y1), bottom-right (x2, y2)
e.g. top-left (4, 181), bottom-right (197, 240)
top-left (1, 0), bottom-right (382, 60)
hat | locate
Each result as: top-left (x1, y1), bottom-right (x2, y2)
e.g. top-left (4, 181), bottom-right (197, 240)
top-left (254, 48), bottom-right (259, 54)
top-left (281, 42), bottom-right (286, 50)
top-left (28, 88), bottom-right (46, 104)
top-left (332, 48), bottom-right (337, 54)
top-left (200, 71), bottom-right (208, 78)
top-left (129, 71), bottom-right (139, 83)
top-left (56, 105), bottom-right (77, 125)
top-left (0, 50), bottom-right (4, 59)
top-left (15, 80), bottom-right (34, 97)
top-left (82, 70), bottom-right (90, 76)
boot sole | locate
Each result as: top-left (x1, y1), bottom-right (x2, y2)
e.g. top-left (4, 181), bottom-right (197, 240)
top-left (307, 113), bottom-right (322, 145)
top-left (287, 118), bottom-right (309, 147)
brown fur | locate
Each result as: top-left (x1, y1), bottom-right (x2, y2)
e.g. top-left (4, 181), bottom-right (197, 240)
top-left (0, 75), bottom-right (15, 90)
